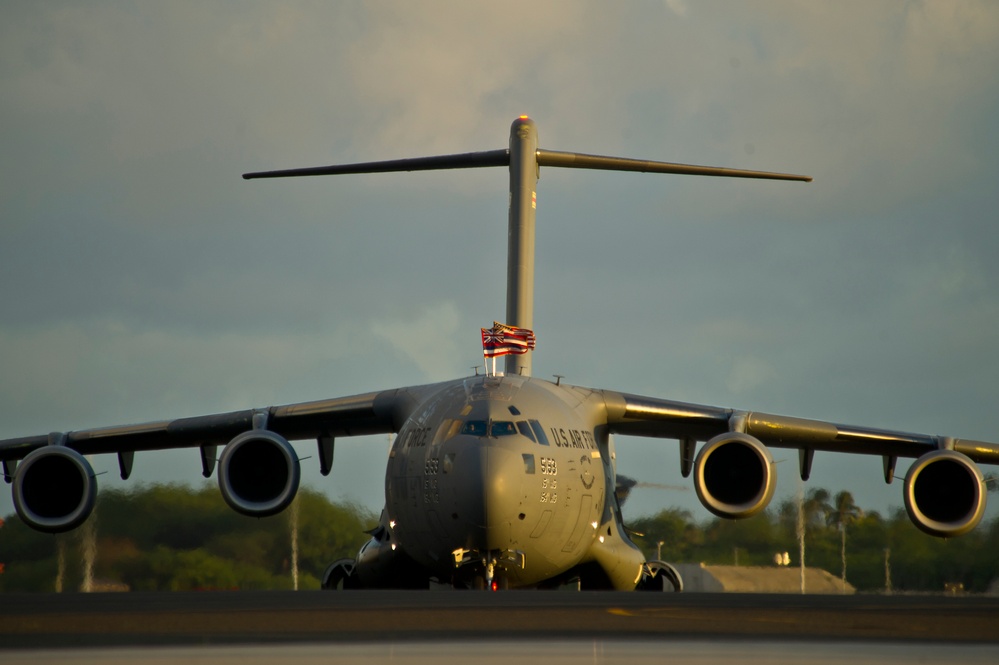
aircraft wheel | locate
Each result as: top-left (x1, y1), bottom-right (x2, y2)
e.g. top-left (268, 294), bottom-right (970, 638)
top-left (636, 560), bottom-right (683, 592)
top-left (321, 558), bottom-right (358, 590)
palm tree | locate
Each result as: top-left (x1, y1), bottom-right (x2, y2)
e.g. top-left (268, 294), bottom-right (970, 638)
top-left (826, 490), bottom-right (862, 592)
top-left (803, 488), bottom-right (832, 527)
top-left (779, 487), bottom-right (832, 594)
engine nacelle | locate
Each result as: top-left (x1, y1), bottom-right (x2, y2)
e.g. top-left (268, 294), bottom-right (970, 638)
top-left (693, 432), bottom-right (776, 519)
top-left (218, 430), bottom-right (300, 517)
top-left (903, 450), bottom-right (985, 538)
top-left (12, 446), bottom-right (97, 533)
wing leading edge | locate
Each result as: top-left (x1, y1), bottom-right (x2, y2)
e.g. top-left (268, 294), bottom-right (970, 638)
top-left (604, 390), bottom-right (999, 464)
top-left (1, 390), bottom-right (396, 462)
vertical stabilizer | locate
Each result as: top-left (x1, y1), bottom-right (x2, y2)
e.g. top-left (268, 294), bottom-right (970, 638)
top-left (506, 117), bottom-right (539, 377)
top-left (243, 119), bottom-right (810, 379)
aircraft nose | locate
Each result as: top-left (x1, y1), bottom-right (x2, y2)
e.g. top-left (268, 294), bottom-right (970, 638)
top-left (446, 439), bottom-right (526, 534)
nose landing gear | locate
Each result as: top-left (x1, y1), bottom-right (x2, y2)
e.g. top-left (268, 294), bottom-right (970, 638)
top-left (452, 548), bottom-right (525, 590)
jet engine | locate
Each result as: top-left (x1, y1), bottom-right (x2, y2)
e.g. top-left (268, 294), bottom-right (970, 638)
top-left (218, 430), bottom-right (300, 517)
top-left (693, 432), bottom-right (776, 519)
top-left (903, 450), bottom-right (986, 537)
top-left (12, 446), bottom-right (97, 533)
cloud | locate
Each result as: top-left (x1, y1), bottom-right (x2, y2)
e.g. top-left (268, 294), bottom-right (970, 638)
top-left (726, 356), bottom-right (778, 395)
top-left (664, 0), bottom-right (688, 18)
top-left (2, 1), bottom-right (998, 524)
top-left (370, 301), bottom-right (465, 381)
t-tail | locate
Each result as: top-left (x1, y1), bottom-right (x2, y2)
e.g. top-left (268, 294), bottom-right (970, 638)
top-left (244, 116), bottom-right (811, 377)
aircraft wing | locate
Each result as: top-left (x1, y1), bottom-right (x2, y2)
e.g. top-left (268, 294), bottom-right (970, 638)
top-left (0, 392), bottom-right (384, 462)
top-left (599, 389), bottom-right (999, 536)
top-left (0, 384), bottom-right (440, 476)
top-left (600, 389), bottom-right (999, 477)
top-left (0, 381), bottom-right (448, 532)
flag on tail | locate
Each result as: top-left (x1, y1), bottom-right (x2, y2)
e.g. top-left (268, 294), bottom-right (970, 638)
top-left (481, 321), bottom-right (536, 357)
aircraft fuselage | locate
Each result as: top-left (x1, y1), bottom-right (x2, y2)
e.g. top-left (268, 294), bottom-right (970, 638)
top-left (365, 374), bottom-right (645, 589)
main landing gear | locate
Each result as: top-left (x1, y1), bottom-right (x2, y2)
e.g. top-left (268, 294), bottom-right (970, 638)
top-left (636, 560), bottom-right (683, 592)
top-left (321, 558), bottom-right (358, 590)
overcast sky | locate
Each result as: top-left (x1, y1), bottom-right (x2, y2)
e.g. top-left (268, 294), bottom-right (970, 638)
top-left (2, 2), bottom-right (998, 535)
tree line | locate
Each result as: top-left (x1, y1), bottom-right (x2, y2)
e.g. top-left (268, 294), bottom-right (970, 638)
top-left (1, 485), bottom-right (997, 592)
top-left (0, 484), bottom-right (374, 592)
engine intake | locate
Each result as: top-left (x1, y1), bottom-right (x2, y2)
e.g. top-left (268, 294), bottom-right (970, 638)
top-left (904, 450), bottom-right (985, 537)
top-left (218, 430), bottom-right (300, 517)
top-left (693, 432), bottom-right (776, 519)
top-left (13, 446), bottom-right (97, 533)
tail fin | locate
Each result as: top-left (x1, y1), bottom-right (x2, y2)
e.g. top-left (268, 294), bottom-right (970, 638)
top-left (244, 117), bottom-right (811, 377)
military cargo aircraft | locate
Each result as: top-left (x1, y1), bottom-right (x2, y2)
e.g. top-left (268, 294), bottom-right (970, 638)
top-left (3, 117), bottom-right (998, 591)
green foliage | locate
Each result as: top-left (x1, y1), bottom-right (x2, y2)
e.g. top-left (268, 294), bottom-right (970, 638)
top-left (0, 484), bottom-right (374, 592)
top-left (0, 552), bottom-right (61, 592)
top-left (628, 508), bottom-right (699, 562)
top-left (3, 483), bottom-right (998, 593)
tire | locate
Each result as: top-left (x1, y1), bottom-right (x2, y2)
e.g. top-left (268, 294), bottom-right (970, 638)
top-left (636, 560), bottom-right (683, 592)
top-left (321, 558), bottom-right (357, 590)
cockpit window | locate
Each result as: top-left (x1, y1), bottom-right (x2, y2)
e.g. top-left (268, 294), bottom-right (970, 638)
top-left (490, 421), bottom-right (517, 437)
top-left (461, 420), bottom-right (487, 436)
top-left (529, 420), bottom-right (550, 446)
top-left (444, 419), bottom-right (463, 441)
top-left (516, 421), bottom-right (536, 442)
top-left (460, 419), bottom-right (526, 438)
top-left (436, 418), bottom-right (462, 444)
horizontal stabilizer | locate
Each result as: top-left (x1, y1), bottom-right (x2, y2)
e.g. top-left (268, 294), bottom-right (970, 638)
top-left (242, 117), bottom-right (811, 378)
top-left (536, 149), bottom-right (812, 182)
top-left (245, 147), bottom-right (811, 183)
top-left (243, 149), bottom-right (509, 180)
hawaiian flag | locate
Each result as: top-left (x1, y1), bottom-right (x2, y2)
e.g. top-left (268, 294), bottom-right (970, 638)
top-left (481, 321), bottom-right (537, 357)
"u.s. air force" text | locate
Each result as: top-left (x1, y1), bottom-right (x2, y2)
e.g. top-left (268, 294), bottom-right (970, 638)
top-left (550, 427), bottom-right (596, 449)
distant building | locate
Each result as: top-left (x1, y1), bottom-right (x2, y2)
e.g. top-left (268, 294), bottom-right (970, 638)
top-left (88, 579), bottom-right (130, 593)
top-left (674, 563), bottom-right (854, 594)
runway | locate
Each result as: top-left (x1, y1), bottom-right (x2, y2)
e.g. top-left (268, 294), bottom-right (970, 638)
top-left (3, 591), bottom-right (998, 663)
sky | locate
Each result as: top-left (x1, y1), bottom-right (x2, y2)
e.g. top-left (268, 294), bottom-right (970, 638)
top-left (2, 1), bottom-right (999, 540)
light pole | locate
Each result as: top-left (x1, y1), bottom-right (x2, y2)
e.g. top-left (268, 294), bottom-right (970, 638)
top-left (884, 548), bottom-right (892, 595)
